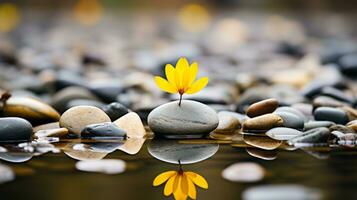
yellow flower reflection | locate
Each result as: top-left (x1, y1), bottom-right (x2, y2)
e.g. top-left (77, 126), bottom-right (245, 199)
top-left (153, 168), bottom-right (208, 200)
top-left (154, 57), bottom-right (208, 106)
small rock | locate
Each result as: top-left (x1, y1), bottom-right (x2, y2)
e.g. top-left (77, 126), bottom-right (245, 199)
top-left (101, 102), bottom-right (129, 121)
top-left (0, 117), bottom-right (33, 142)
top-left (274, 111), bottom-right (304, 130)
top-left (266, 127), bottom-right (303, 141)
top-left (314, 107), bottom-right (348, 124)
top-left (347, 120), bottom-right (357, 132)
top-left (114, 112), bottom-right (146, 138)
top-left (210, 112), bottom-right (241, 140)
top-left (246, 98), bottom-right (279, 118)
top-left (338, 133), bottom-right (357, 146)
top-left (275, 106), bottom-right (307, 122)
top-left (243, 114), bottom-right (283, 132)
top-left (59, 106), bottom-right (111, 136)
top-left (33, 122), bottom-right (60, 132)
top-left (339, 106), bottom-right (357, 121)
top-left (329, 124), bottom-right (354, 133)
top-left (222, 162), bottom-right (265, 182)
top-left (35, 128), bottom-right (69, 138)
top-left (75, 159), bottom-right (126, 174)
top-left (245, 148), bottom-right (277, 160)
top-left (81, 122), bottom-right (126, 139)
top-left (148, 100), bottom-right (218, 138)
top-left (66, 99), bottom-right (105, 110)
top-left (313, 96), bottom-right (348, 109)
top-left (3, 97), bottom-right (60, 124)
top-left (320, 87), bottom-right (354, 104)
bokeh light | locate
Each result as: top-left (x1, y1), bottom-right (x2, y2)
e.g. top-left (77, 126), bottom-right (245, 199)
top-left (0, 3), bottom-right (20, 32)
top-left (177, 3), bottom-right (211, 33)
top-left (74, 0), bottom-right (103, 26)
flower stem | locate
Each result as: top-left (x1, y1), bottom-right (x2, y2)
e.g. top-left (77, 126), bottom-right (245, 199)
top-left (178, 160), bottom-right (183, 173)
top-left (178, 94), bottom-right (183, 106)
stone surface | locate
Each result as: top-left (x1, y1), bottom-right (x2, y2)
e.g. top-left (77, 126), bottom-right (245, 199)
top-left (314, 107), bottom-right (349, 124)
top-left (275, 111), bottom-right (304, 130)
top-left (266, 127), bottom-right (303, 141)
top-left (275, 106), bottom-right (307, 122)
top-left (147, 139), bottom-right (219, 164)
top-left (0, 117), bottom-right (33, 142)
top-left (246, 98), bottom-right (279, 118)
top-left (81, 122), bottom-right (126, 139)
top-left (114, 112), bottom-right (146, 138)
top-left (243, 114), bottom-right (283, 132)
top-left (33, 122), bottom-right (60, 132)
top-left (101, 102), bottom-right (129, 121)
top-left (34, 128), bottom-right (69, 138)
top-left (3, 97), bottom-right (60, 124)
top-left (59, 106), bottom-right (111, 136)
top-left (147, 100), bottom-right (219, 138)
top-left (304, 121), bottom-right (335, 131)
top-left (0, 164), bottom-right (14, 184)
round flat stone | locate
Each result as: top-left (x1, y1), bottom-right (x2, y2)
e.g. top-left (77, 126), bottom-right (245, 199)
top-left (148, 100), bottom-right (219, 138)
top-left (243, 134), bottom-right (282, 150)
top-left (304, 121), bottom-right (335, 131)
top-left (76, 159), bottom-right (126, 174)
top-left (0, 117), bottom-right (33, 142)
top-left (288, 127), bottom-right (330, 144)
top-left (266, 127), bottom-right (303, 141)
top-left (243, 114), bottom-right (283, 132)
top-left (314, 107), bottom-right (348, 124)
top-left (246, 98), bottom-right (279, 118)
top-left (59, 106), bottom-right (111, 135)
top-left (114, 112), bottom-right (146, 138)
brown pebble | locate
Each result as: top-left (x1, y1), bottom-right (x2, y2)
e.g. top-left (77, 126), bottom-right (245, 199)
top-left (33, 122), bottom-right (60, 132)
top-left (113, 112), bottom-right (146, 138)
top-left (339, 106), bottom-right (357, 121)
top-left (243, 113), bottom-right (283, 132)
top-left (34, 128), bottom-right (69, 138)
top-left (246, 98), bottom-right (279, 117)
top-left (347, 120), bottom-right (357, 132)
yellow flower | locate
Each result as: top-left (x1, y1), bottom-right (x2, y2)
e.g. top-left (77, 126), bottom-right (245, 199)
top-left (154, 57), bottom-right (208, 105)
top-left (153, 170), bottom-right (208, 200)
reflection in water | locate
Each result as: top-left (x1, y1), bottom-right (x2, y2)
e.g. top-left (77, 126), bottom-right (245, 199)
top-left (75, 159), bottom-right (126, 174)
top-left (0, 152), bottom-right (33, 163)
top-left (153, 162), bottom-right (208, 200)
top-left (245, 148), bottom-right (277, 160)
top-left (222, 162), bottom-right (265, 183)
top-left (147, 139), bottom-right (219, 164)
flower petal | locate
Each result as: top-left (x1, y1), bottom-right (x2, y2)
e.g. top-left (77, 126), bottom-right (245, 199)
top-left (153, 171), bottom-right (177, 186)
top-left (186, 172), bottom-right (208, 189)
top-left (154, 76), bottom-right (177, 94)
top-left (175, 57), bottom-right (189, 90)
top-left (164, 175), bottom-right (177, 196)
top-left (165, 64), bottom-right (176, 88)
top-left (174, 190), bottom-right (188, 200)
top-left (181, 174), bottom-right (189, 195)
top-left (188, 62), bottom-right (198, 85)
top-left (186, 175), bottom-right (197, 199)
top-left (185, 77), bottom-right (208, 94)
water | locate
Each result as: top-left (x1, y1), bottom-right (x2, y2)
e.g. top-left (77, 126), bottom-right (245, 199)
top-left (0, 139), bottom-right (356, 200)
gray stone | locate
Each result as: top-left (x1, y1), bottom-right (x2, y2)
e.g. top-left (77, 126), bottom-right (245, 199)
top-left (275, 111), bottom-right (304, 130)
top-left (0, 117), bottom-right (33, 142)
top-left (266, 127), bottom-right (303, 141)
top-left (148, 100), bottom-right (219, 138)
top-left (81, 122), bottom-right (126, 139)
top-left (304, 121), bottom-right (335, 131)
top-left (314, 107), bottom-right (348, 124)
top-left (101, 102), bottom-right (129, 121)
top-left (147, 139), bottom-right (219, 164)
top-left (275, 106), bottom-right (307, 122)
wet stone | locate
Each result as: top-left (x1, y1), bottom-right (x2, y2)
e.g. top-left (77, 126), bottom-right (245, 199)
top-left (59, 106), bottom-right (111, 136)
top-left (275, 106), bottom-right (307, 122)
top-left (81, 122), bottom-right (126, 139)
top-left (266, 127), bottom-right (303, 141)
top-left (0, 117), bottom-right (33, 142)
top-left (34, 128), bottom-right (69, 138)
top-left (274, 111), bottom-right (304, 130)
top-left (210, 112), bottom-right (241, 140)
top-left (304, 121), bottom-right (335, 131)
top-left (243, 113), bottom-right (283, 132)
top-left (288, 127), bottom-right (330, 144)
top-left (101, 102), bottom-right (129, 121)
top-left (114, 112), bottom-right (146, 138)
top-left (148, 100), bottom-right (219, 138)
top-left (314, 107), bottom-right (349, 124)
top-left (2, 97), bottom-right (60, 124)
top-left (245, 148), bottom-right (277, 161)
top-left (246, 98), bottom-right (279, 118)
